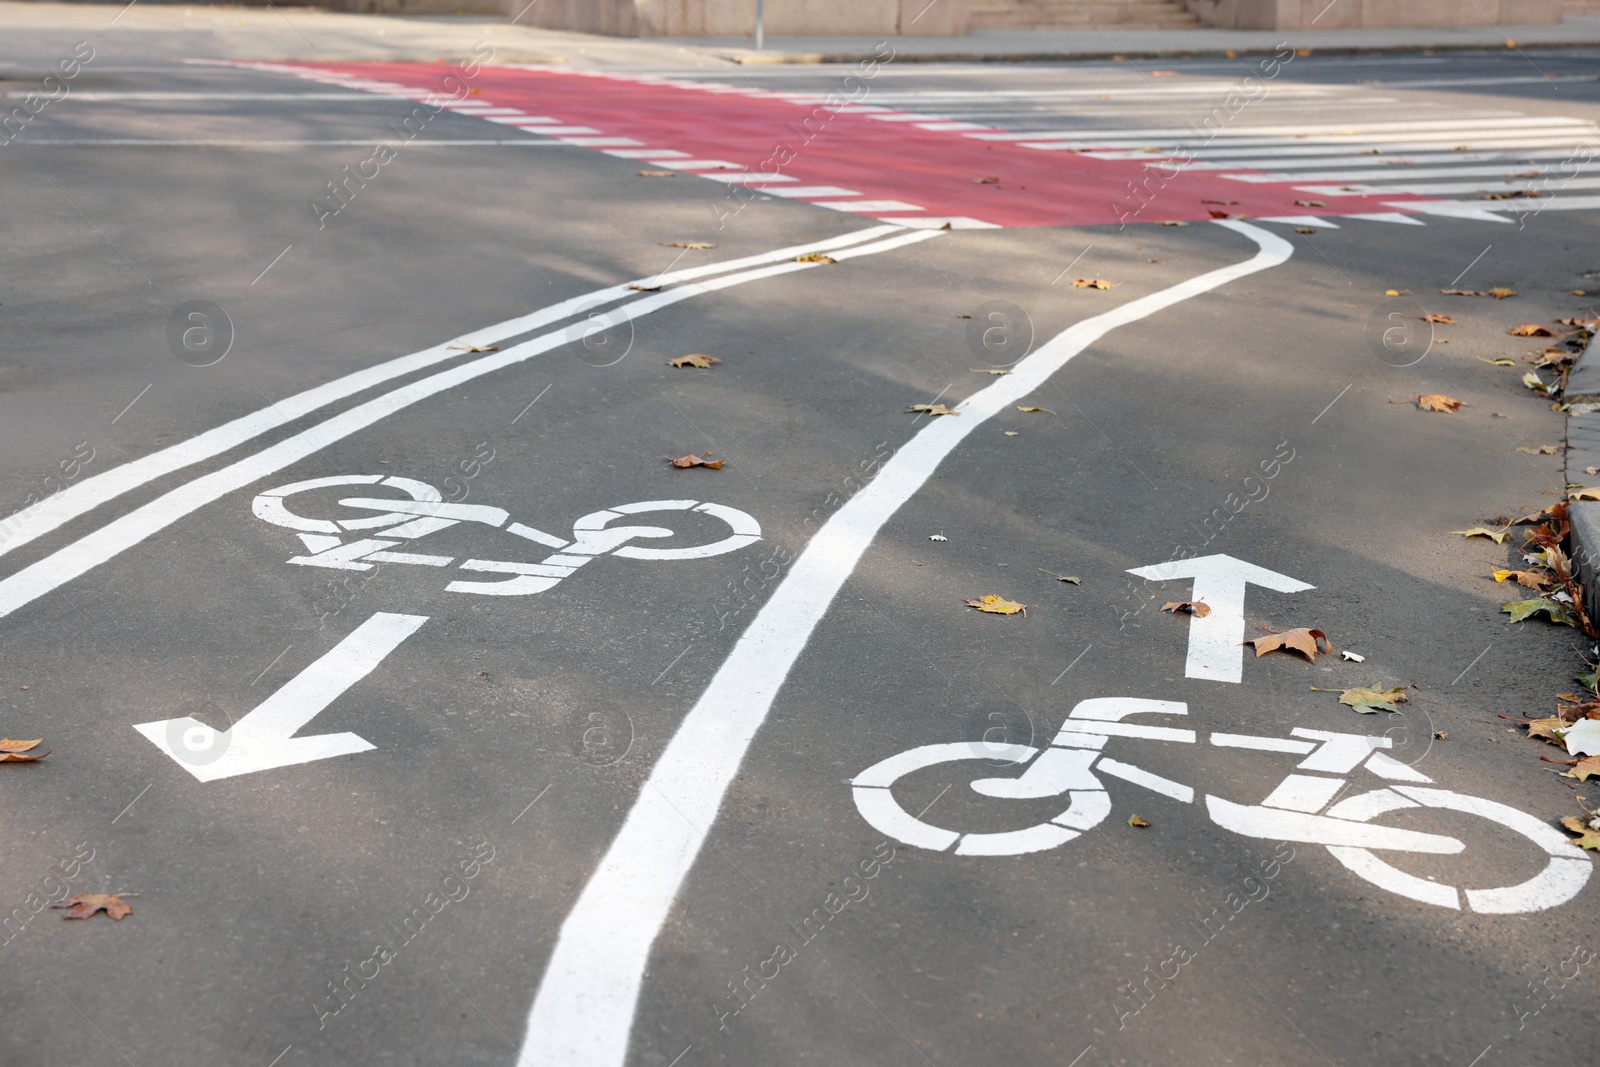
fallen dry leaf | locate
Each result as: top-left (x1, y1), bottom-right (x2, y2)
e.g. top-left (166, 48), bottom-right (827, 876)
top-left (966, 594), bottom-right (1026, 617)
top-left (1510, 323), bottom-right (1555, 337)
top-left (1478, 357), bottom-right (1516, 366)
top-left (1441, 288), bottom-right (1516, 298)
top-left (1341, 650), bottom-right (1365, 662)
top-left (1493, 568), bottom-right (1555, 590)
top-left (1127, 814), bottom-right (1151, 828)
top-left (446, 344), bottom-right (498, 353)
top-left (637, 170), bottom-right (676, 177)
top-left (53, 893), bottom-right (132, 921)
top-left (665, 452), bottom-right (724, 470)
top-left (1202, 198), bottom-right (1238, 205)
top-left (1562, 755), bottom-right (1600, 781)
top-left (973, 176), bottom-right (1000, 184)
top-left (1422, 313), bottom-right (1455, 324)
top-left (1312, 684), bottom-right (1410, 714)
top-left (1417, 394), bottom-right (1464, 413)
top-left (1161, 220), bottom-right (1190, 227)
top-left (795, 253), bottom-right (837, 264)
top-left (1560, 815), bottom-right (1600, 850)
top-left (1295, 227), bottom-right (1317, 234)
top-left (0, 738), bottom-right (49, 763)
top-left (1072, 278), bottom-right (1116, 290)
top-left (1571, 487), bottom-right (1600, 501)
top-left (1294, 199), bottom-right (1326, 207)
top-left (1522, 372), bottom-right (1552, 394)
top-left (1527, 717), bottom-right (1568, 744)
top-left (908, 403), bottom-right (959, 416)
top-left (1248, 627), bottom-right (1331, 663)
top-left (626, 283), bottom-right (662, 292)
top-left (1503, 597), bottom-right (1580, 627)
top-left (660, 241), bottom-right (716, 249)
top-left (1015, 406), bottom-right (1058, 415)
top-left (1208, 209), bottom-right (1232, 219)
top-left (1515, 445), bottom-right (1567, 456)
top-left (970, 368), bottom-right (1011, 375)
top-left (666, 354), bottom-right (719, 369)
top-left (1161, 601), bottom-right (1212, 618)
top-left (1037, 568), bottom-right (1081, 585)
top-left (1452, 526), bottom-right (1510, 543)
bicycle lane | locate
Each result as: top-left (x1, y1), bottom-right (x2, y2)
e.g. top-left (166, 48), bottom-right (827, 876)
top-left (587, 216), bottom-right (1600, 1067)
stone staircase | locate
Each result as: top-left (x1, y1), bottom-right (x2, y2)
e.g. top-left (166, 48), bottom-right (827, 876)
top-left (969, 0), bottom-right (1204, 30)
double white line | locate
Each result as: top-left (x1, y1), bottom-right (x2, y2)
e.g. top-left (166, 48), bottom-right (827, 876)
top-left (0, 224), bottom-right (939, 621)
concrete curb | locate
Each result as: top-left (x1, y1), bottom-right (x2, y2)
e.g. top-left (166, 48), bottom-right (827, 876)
top-left (720, 38), bottom-right (1600, 64)
top-left (1565, 328), bottom-right (1600, 617)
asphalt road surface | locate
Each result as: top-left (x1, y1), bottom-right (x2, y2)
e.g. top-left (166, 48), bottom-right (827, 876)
top-left (4, 10), bottom-right (1600, 1067)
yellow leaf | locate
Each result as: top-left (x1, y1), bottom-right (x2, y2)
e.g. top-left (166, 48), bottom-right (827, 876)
top-left (1417, 394), bottom-right (1464, 412)
top-left (1452, 526), bottom-right (1509, 543)
top-left (1572, 487), bottom-right (1600, 501)
top-left (1477, 357), bottom-right (1516, 366)
top-left (1510, 323), bottom-right (1555, 337)
top-left (1560, 815), bottom-right (1600, 849)
top-left (1073, 278), bottom-right (1118, 289)
top-left (1127, 814), bottom-right (1151, 828)
top-left (796, 253), bottom-right (837, 264)
top-left (1562, 755), bottom-right (1600, 781)
top-left (965, 594), bottom-right (1026, 616)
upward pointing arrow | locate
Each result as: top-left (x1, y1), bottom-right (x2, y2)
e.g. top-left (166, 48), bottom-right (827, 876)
top-left (1127, 554), bottom-right (1313, 683)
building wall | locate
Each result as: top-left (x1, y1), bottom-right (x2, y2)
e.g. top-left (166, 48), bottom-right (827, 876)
top-left (1183, 0), bottom-right (1564, 27)
top-left (503, 0), bottom-right (971, 36)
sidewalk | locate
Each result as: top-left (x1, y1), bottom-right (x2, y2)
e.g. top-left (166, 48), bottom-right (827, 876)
top-left (687, 17), bottom-right (1600, 63)
top-left (1, 3), bottom-right (1598, 68)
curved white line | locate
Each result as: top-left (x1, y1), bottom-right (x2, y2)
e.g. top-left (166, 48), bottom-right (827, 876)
top-left (0, 230), bottom-right (941, 622)
top-left (0, 225), bottom-right (904, 562)
top-left (516, 219), bottom-right (1295, 1067)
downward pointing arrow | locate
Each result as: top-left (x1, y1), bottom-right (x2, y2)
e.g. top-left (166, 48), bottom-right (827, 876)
top-left (1127, 554), bottom-right (1313, 683)
top-left (135, 612), bottom-right (427, 782)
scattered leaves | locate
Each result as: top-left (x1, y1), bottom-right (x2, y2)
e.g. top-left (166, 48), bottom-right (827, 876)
top-left (53, 894), bottom-right (132, 921)
top-left (1127, 814), bottom-right (1151, 828)
top-left (909, 403), bottom-right (959, 416)
top-left (966, 594), bottom-right (1026, 617)
top-left (1072, 278), bottom-right (1116, 289)
top-left (0, 738), bottom-right (49, 763)
top-left (1422, 313), bottom-right (1455, 324)
top-left (1417, 394), bottom-right (1464, 413)
top-left (1248, 627), bottom-right (1331, 663)
top-left (1312, 684), bottom-right (1410, 714)
top-left (660, 241), bottom-right (716, 249)
top-left (1503, 597), bottom-right (1580, 627)
top-left (1161, 601), bottom-right (1211, 618)
top-left (795, 253), bottom-right (837, 264)
top-left (666, 354), bottom-right (719, 369)
top-left (1510, 323), bottom-right (1555, 337)
top-left (665, 452), bottom-right (723, 470)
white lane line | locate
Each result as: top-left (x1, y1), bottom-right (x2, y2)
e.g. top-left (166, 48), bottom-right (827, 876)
top-left (0, 231), bottom-right (939, 622)
top-left (515, 220), bottom-right (1295, 1067)
top-left (0, 226), bottom-right (903, 562)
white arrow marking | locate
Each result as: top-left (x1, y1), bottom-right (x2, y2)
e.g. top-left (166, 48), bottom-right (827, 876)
top-left (134, 612), bottom-right (427, 782)
top-left (1127, 554), bottom-right (1313, 683)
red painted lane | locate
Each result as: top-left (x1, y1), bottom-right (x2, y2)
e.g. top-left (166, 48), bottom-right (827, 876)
top-left (277, 62), bottom-right (1429, 227)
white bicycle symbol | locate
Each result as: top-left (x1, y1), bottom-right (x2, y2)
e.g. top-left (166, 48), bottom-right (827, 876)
top-left (853, 697), bottom-right (1591, 914)
top-left (252, 474), bottom-right (760, 595)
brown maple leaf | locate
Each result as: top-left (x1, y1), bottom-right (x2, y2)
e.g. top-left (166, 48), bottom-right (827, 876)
top-left (665, 452), bottom-right (723, 470)
top-left (1247, 627), bottom-right (1331, 663)
top-left (1161, 601), bottom-right (1212, 618)
top-left (0, 738), bottom-right (49, 763)
top-left (1509, 323), bottom-right (1555, 337)
top-left (1417, 394), bottom-right (1464, 413)
top-left (1072, 278), bottom-right (1115, 290)
top-left (666, 354), bottom-right (719, 369)
top-left (53, 893), bottom-right (133, 921)
top-left (908, 403), bottom-right (959, 416)
top-left (1422, 313), bottom-right (1455, 324)
top-left (1525, 717), bottom-right (1568, 744)
top-left (1492, 568), bottom-right (1555, 590)
top-left (1563, 755), bottom-right (1600, 781)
